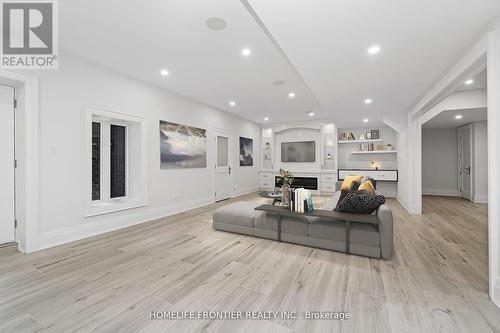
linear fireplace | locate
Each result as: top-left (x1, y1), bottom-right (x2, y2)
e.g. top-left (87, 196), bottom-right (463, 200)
top-left (275, 176), bottom-right (318, 190)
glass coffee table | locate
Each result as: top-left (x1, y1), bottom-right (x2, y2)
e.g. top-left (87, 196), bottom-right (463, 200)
top-left (258, 190), bottom-right (283, 205)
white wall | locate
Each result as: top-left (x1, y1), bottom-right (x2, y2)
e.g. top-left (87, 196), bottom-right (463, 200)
top-left (422, 128), bottom-right (459, 196)
top-left (30, 54), bottom-right (260, 249)
top-left (473, 121), bottom-right (488, 203)
top-left (396, 127), bottom-right (409, 209)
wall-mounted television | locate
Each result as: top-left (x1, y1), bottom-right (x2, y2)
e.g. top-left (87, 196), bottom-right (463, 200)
top-left (281, 141), bottom-right (315, 162)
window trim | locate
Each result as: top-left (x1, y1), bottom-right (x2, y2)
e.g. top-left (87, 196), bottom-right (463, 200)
top-left (84, 107), bottom-right (147, 217)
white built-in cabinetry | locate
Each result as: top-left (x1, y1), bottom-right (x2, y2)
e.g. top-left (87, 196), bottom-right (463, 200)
top-left (259, 121), bottom-right (338, 194)
top-left (258, 170), bottom-right (274, 190)
top-left (338, 169), bottom-right (398, 182)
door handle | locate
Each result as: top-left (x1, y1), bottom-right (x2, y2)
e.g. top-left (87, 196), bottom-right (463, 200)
top-left (228, 166), bottom-right (231, 175)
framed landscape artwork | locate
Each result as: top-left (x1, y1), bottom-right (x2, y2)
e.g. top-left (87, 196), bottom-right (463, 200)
top-left (239, 136), bottom-right (254, 166)
top-left (160, 120), bottom-right (207, 169)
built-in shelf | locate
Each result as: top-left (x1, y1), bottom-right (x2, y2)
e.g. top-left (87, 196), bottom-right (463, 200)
top-left (338, 139), bottom-right (383, 144)
top-left (351, 150), bottom-right (397, 154)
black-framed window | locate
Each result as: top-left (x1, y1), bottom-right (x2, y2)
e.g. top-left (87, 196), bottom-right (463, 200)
top-left (110, 125), bottom-right (126, 198)
top-left (91, 122), bottom-right (101, 201)
top-left (91, 122), bottom-right (127, 202)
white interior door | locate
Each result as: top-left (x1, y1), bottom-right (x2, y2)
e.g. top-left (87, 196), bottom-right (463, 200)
top-left (0, 85), bottom-right (15, 244)
top-left (214, 129), bottom-right (232, 202)
top-left (459, 125), bottom-right (472, 201)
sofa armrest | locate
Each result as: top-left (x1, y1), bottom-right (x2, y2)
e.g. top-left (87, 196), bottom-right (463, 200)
top-left (377, 204), bottom-right (393, 259)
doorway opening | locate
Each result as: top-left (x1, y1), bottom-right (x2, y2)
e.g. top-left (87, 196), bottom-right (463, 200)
top-left (0, 84), bottom-right (16, 246)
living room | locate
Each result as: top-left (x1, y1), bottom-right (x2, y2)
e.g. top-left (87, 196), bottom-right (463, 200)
top-left (1, 1), bottom-right (500, 332)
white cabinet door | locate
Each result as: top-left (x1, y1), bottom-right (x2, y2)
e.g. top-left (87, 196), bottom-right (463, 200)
top-left (0, 86), bottom-right (15, 244)
top-left (321, 173), bottom-right (337, 183)
top-left (367, 170), bottom-right (398, 182)
top-left (338, 170), bottom-right (367, 180)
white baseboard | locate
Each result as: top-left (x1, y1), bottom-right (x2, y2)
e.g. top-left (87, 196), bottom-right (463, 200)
top-left (473, 194), bottom-right (488, 204)
top-left (232, 186), bottom-right (258, 197)
top-left (422, 188), bottom-right (459, 197)
top-left (396, 196), bottom-right (411, 213)
top-left (493, 278), bottom-right (500, 309)
top-left (37, 196), bottom-right (215, 251)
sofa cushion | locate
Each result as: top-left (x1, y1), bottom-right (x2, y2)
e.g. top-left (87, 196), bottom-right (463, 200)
top-left (213, 201), bottom-right (259, 228)
top-left (360, 176), bottom-right (377, 189)
top-left (320, 191), bottom-right (341, 210)
top-left (350, 222), bottom-right (380, 246)
top-left (254, 212), bottom-right (278, 231)
top-left (335, 191), bottom-right (385, 214)
top-left (308, 220), bottom-right (346, 241)
top-left (282, 217), bottom-right (308, 235)
top-left (341, 175), bottom-right (363, 191)
top-left (358, 180), bottom-right (375, 194)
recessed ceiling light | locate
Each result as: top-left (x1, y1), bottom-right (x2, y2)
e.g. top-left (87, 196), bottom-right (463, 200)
top-left (160, 69), bottom-right (169, 76)
top-left (363, 118), bottom-right (369, 123)
top-left (455, 115), bottom-right (463, 119)
top-left (206, 17), bottom-right (227, 31)
top-left (288, 92), bottom-right (296, 98)
top-left (264, 117), bottom-right (269, 121)
top-left (229, 101), bottom-right (236, 106)
top-left (306, 111), bottom-right (315, 117)
top-left (367, 45), bottom-right (381, 55)
top-left (241, 48), bottom-right (252, 57)
top-left (273, 80), bottom-right (285, 86)
top-left (364, 98), bottom-right (373, 104)
top-left (465, 79), bottom-right (474, 85)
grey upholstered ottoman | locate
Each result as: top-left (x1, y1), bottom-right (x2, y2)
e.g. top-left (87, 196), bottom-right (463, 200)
top-left (212, 201), bottom-right (261, 236)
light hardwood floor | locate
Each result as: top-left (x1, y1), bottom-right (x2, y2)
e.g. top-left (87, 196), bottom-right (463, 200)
top-left (0, 194), bottom-right (498, 333)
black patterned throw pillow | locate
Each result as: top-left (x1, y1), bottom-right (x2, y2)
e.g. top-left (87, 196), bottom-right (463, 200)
top-left (335, 191), bottom-right (385, 214)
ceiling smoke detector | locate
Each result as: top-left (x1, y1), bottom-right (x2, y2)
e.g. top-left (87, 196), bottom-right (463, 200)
top-left (206, 17), bottom-right (227, 31)
top-left (273, 80), bottom-right (285, 86)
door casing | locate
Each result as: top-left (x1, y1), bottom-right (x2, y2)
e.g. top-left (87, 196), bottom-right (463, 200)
top-left (458, 124), bottom-right (473, 201)
top-left (213, 128), bottom-right (233, 202)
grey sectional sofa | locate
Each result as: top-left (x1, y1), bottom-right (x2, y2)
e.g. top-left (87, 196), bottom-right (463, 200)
top-left (213, 191), bottom-right (393, 259)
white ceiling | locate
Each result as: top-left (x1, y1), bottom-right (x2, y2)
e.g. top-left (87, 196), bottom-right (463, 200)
top-left (422, 107), bottom-right (487, 129)
top-left (455, 69), bottom-right (487, 92)
top-left (60, 0), bottom-right (500, 126)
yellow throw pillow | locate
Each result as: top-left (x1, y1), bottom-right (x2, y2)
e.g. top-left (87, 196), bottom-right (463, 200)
top-left (358, 180), bottom-right (375, 194)
top-left (341, 175), bottom-right (363, 191)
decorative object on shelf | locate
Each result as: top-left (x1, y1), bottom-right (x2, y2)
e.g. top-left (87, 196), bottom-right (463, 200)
top-left (278, 169), bottom-right (294, 207)
top-left (359, 134), bottom-right (365, 140)
top-left (265, 142), bottom-right (270, 149)
top-left (371, 161), bottom-right (380, 170)
top-left (358, 144), bottom-right (364, 151)
top-left (326, 153), bottom-right (332, 159)
top-left (371, 129), bottom-right (380, 139)
top-left (239, 137), bottom-right (254, 166)
top-left (338, 131), bottom-right (355, 141)
top-left (366, 131), bottom-right (372, 140)
top-left (376, 144), bottom-right (385, 151)
top-left (160, 120), bottom-right (207, 169)
top-left (264, 153), bottom-right (271, 160)
top-left (368, 143), bottom-right (374, 151)
top-left (386, 144), bottom-right (394, 151)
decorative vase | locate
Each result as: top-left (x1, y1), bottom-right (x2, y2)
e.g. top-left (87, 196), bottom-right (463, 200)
top-left (282, 183), bottom-right (291, 206)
